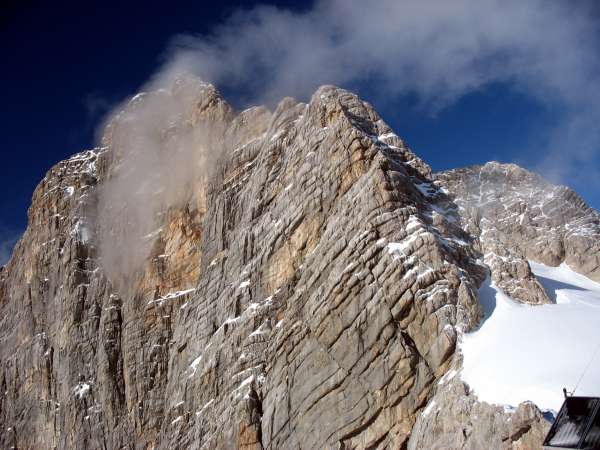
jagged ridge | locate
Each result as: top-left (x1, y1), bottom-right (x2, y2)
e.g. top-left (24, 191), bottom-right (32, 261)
top-left (4, 79), bottom-right (596, 449)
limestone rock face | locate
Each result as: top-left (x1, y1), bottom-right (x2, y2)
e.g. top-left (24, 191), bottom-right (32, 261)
top-left (436, 162), bottom-right (600, 304)
top-left (408, 376), bottom-right (550, 450)
top-left (1, 80), bottom-right (591, 450)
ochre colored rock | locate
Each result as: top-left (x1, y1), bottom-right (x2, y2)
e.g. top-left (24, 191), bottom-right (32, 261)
top-left (3, 79), bottom-right (588, 449)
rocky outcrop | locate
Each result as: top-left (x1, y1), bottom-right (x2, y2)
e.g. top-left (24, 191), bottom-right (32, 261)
top-left (171, 86), bottom-right (489, 449)
top-left (403, 161), bottom-right (600, 449)
top-left (408, 375), bottom-right (550, 450)
top-left (437, 162), bottom-right (600, 304)
top-left (3, 79), bottom-right (592, 449)
top-left (0, 79), bottom-right (491, 449)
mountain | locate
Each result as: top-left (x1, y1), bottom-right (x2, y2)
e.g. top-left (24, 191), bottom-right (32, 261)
top-left (437, 162), bottom-right (600, 304)
top-left (1, 76), bottom-right (598, 449)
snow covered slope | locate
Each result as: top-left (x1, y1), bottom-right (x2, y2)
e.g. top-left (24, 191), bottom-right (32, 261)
top-left (461, 261), bottom-right (600, 412)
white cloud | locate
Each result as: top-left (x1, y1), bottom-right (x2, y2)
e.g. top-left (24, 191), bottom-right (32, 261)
top-left (95, 0), bottom-right (600, 285)
top-left (138, 0), bottom-right (600, 186)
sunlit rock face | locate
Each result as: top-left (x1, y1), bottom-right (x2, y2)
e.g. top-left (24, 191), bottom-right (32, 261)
top-left (408, 377), bottom-right (550, 450)
top-left (2, 77), bottom-right (588, 449)
top-left (437, 162), bottom-right (600, 305)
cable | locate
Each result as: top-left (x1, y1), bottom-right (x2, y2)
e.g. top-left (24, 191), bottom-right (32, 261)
top-left (572, 340), bottom-right (600, 395)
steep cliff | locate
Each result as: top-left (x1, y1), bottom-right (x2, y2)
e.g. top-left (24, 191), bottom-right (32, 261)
top-left (3, 79), bottom-right (597, 449)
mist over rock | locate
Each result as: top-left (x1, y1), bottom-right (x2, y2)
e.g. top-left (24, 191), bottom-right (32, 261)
top-left (1, 78), bottom-right (598, 449)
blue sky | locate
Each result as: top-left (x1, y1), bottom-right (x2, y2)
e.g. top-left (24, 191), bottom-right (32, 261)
top-left (1, 0), bottom-right (599, 264)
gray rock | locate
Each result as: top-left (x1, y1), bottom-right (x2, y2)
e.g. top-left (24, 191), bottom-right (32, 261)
top-left (2, 79), bottom-right (593, 450)
top-left (436, 162), bottom-right (600, 303)
top-left (408, 375), bottom-right (550, 450)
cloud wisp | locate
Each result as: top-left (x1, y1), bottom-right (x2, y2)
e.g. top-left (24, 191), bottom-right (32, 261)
top-left (147, 0), bottom-right (600, 184)
top-left (95, 78), bottom-right (237, 288)
top-left (95, 0), bottom-right (600, 287)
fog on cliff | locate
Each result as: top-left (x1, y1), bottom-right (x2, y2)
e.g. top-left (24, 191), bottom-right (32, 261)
top-left (96, 0), bottom-right (600, 286)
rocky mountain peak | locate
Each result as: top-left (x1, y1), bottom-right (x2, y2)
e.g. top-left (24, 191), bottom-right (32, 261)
top-left (4, 78), bottom-right (598, 449)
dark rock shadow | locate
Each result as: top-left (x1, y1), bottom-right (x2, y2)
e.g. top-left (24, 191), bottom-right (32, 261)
top-left (479, 277), bottom-right (498, 320)
top-left (472, 275), bottom-right (498, 331)
top-left (534, 275), bottom-right (587, 303)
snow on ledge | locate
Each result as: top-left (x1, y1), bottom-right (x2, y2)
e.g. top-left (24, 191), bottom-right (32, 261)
top-left (73, 382), bottom-right (91, 399)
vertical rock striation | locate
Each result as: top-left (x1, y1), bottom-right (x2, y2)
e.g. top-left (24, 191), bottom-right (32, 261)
top-left (3, 79), bottom-right (596, 449)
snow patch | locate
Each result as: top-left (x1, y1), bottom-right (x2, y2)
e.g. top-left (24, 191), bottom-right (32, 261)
top-left (171, 416), bottom-right (182, 425)
top-left (196, 399), bottom-right (214, 417)
top-left (387, 232), bottom-right (423, 257)
top-left (414, 181), bottom-right (436, 198)
top-left (249, 322), bottom-right (270, 338)
top-left (461, 262), bottom-right (600, 411)
top-left (378, 132), bottom-right (397, 141)
top-left (422, 400), bottom-right (437, 417)
top-left (149, 288), bottom-right (196, 306)
top-left (236, 375), bottom-right (254, 390)
top-left (73, 382), bottom-right (91, 398)
top-left (438, 369), bottom-right (458, 385)
top-left (188, 355), bottom-right (202, 377)
top-left (142, 228), bottom-right (162, 240)
top-left (270, 130), bottom-right (284, 141)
